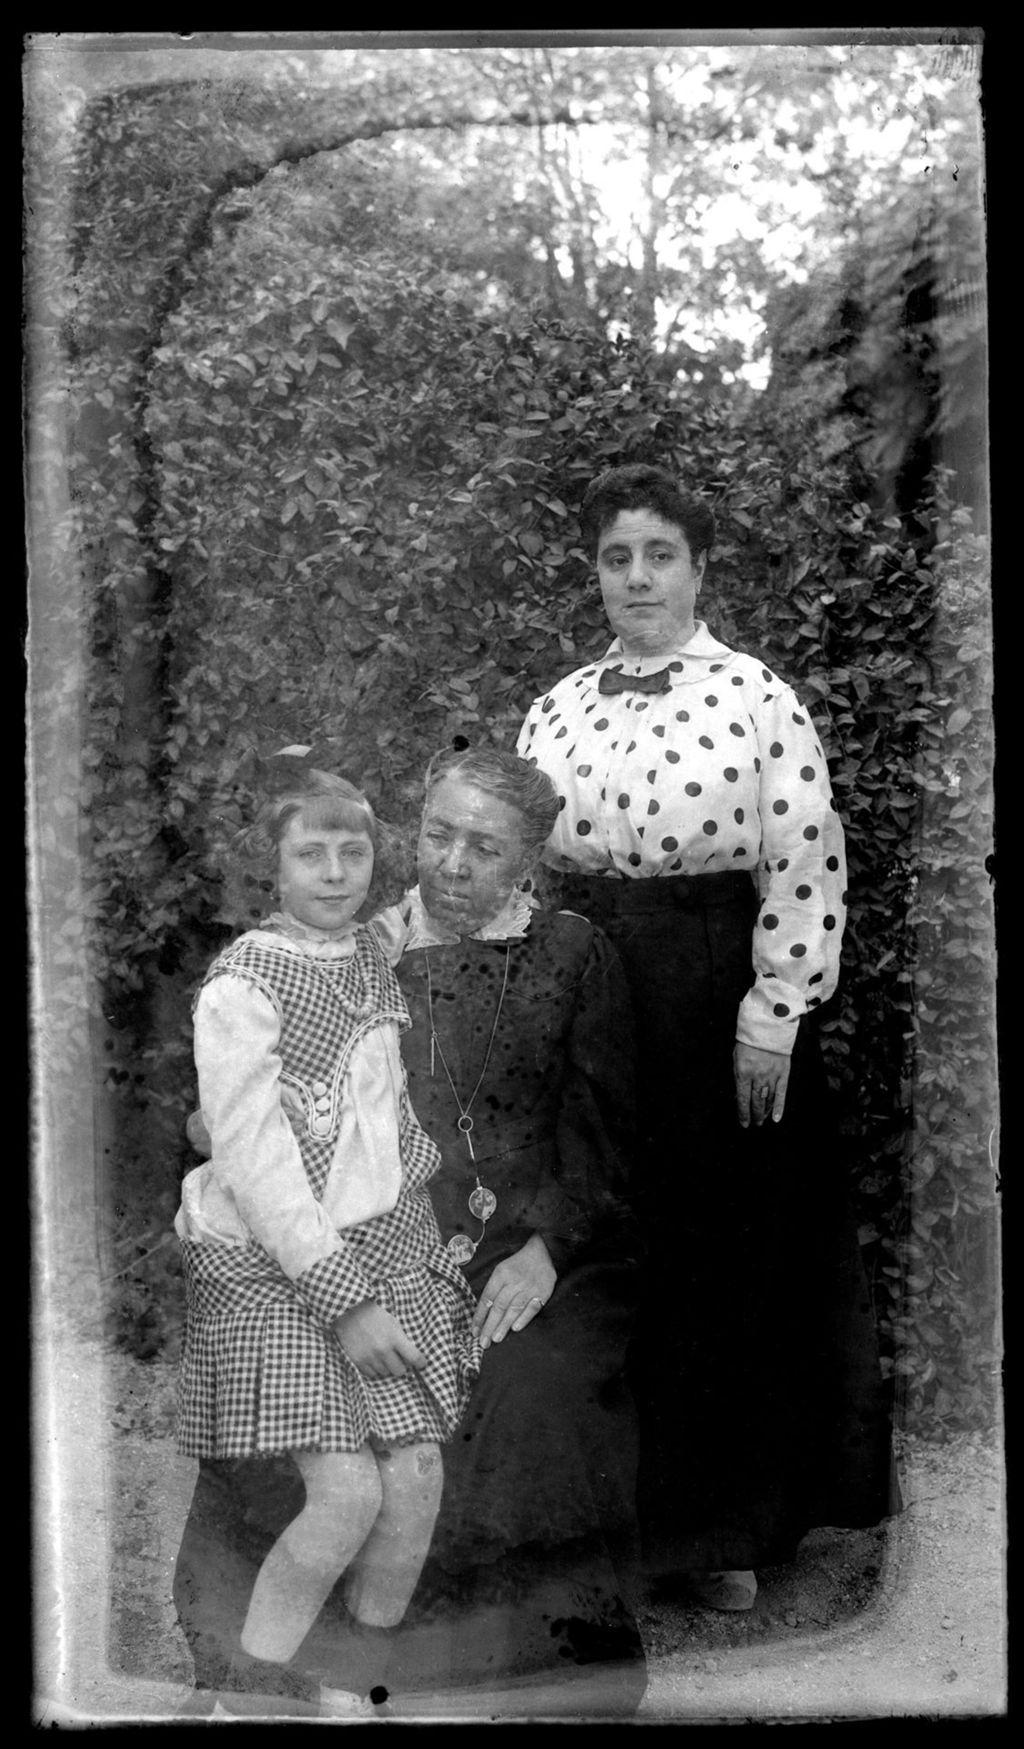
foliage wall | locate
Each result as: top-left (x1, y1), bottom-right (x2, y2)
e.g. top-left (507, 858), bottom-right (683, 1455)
top-left (28, 50), bottom-right (996, 1432)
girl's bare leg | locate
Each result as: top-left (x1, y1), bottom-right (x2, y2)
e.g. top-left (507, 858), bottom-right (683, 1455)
top-left (240, 1447), bottom-right (382, 1664)
top-left (343, 1441), bottom-right (444, 1627)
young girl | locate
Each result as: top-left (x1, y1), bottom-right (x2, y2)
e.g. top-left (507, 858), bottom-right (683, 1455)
top-left (173, 753), bottom-right (481, 1717)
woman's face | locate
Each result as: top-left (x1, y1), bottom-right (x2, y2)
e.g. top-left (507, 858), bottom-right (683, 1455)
top-left (276, 812), bottom-right (375, 932)
top-left (417, 776), bottom-right (530, 935)
top-left (596, 507), bottom-right (706, 657)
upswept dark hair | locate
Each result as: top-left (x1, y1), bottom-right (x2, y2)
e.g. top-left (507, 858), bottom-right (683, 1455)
top-left (579, 463), bottom-right (717, 561)
top-left (423, 746), bottom-right (560, 860)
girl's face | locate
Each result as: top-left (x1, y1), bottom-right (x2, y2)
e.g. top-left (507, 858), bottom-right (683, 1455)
top-left (276, 812), bottom-right (374, 932)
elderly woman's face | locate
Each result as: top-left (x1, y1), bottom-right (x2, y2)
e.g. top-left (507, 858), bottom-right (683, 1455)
top-left (597, 508), bottom-right (706, 657)
top-left (417, 776), bottom-right (530, 934)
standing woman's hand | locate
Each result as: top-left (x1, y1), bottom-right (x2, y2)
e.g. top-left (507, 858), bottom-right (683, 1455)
top-left (733, 1042), bottom-right (791, 1128)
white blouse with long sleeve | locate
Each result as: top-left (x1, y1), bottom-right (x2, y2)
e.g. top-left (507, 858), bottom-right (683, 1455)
top-left (516, 621), bottom-right (847, 1056)
top-left (175, 924), bottom-right (406, 1296)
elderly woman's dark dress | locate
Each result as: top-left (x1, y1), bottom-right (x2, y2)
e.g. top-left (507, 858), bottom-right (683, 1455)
top-left (380, 891), bottom-right (646, 1704)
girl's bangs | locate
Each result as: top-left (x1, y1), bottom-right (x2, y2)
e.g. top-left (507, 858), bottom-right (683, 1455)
top-left (293, 793), bottom-right (375, 839)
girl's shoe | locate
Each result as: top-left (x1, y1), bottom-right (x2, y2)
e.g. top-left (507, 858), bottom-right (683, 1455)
top-left (188, 1689), bottom-right (321, 1719)
top-left (219, 1649), bottom-right (322, 1716)
top-left (689, 1569), bottom-right (758, 1611)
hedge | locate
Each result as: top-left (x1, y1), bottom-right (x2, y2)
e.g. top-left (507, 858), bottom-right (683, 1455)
top-left (30, 82), bottom-right (997, 1431)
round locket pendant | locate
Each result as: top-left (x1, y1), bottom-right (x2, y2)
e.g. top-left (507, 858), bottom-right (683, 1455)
top-left (468, 1185), bottom-right (497, 1222)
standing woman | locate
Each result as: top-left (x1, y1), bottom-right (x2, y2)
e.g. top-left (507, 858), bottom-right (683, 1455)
top-left (517, 462), bottom-right (893, 1608)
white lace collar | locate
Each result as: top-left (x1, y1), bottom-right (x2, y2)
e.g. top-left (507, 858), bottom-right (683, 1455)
top-left (261, 910), bottom-right (359, 958)
top-left (403, 884), bottom-right (538, 949)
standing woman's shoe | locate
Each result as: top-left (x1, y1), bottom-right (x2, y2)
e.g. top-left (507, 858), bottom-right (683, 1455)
top-left (689, 1569), bottom-right (758, 1611)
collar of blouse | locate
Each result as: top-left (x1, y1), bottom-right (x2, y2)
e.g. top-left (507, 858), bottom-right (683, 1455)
top-left (598, 619), bottom-right (734, 680)
top-left (402, 883), bottom-right (538, 950)
top-left (263, 910), bottom-right (360, 957)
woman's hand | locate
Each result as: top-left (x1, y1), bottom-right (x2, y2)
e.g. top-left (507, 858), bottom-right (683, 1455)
top-left (472, 1233), bottom-right (556, 1349)
top-left (332, 1301), bottom-right (428, 1379)
top-left (733, 1042), bottom-right (792, 1128)
top-left (186, 1108), bottom-right (212, 1157)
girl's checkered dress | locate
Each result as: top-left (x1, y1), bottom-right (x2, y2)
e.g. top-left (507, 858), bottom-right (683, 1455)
top-left (175, 922), bottom-right (480, 1459)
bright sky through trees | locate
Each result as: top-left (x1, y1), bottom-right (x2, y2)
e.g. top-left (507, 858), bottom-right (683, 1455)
top-left (555, 43), bottom-right (980, 386)
top-left (40, 32), bottom-right (982, 395)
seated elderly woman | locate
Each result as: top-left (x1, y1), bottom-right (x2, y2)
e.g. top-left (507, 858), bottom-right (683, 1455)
top-left (174, 746), bottom-right (646, 1718)
top-left (376, 746), bottom-right (645, 1713)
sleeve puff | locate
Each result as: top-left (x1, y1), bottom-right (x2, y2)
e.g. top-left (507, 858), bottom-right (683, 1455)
top-left (737, 679), bottom-right (847, 1056)
top-left (531, 918), bottom-right (642, 1270)
top-left (515, 695), bottom-right (544, 759)
top-left (193, 973), bottom-right (377, 1321)
top-left (368, 897), bottom-right (413, 968)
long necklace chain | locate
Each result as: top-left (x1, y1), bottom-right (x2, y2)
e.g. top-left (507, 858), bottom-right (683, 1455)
top-left (424, 945), bottom-right (512, 1264)
top-left (424, 945), bottom-right (511, 1163)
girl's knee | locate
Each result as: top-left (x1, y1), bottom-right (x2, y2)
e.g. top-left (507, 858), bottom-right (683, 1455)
top-left (295, 1448), bottom-right (382, 1546)
top-left (377, 1441), bottom-right (444, 1520)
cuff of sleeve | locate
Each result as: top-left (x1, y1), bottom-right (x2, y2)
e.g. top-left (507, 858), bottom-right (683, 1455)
top-left (736, 986), bottom-right (800, 1057)
top-left (295, 1247), bottom-right (376, 1325)
top-left (536, 1229), bottom-right (575, 1272)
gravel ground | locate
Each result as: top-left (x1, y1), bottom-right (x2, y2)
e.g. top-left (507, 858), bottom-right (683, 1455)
top-left (34, 1346), bottom-right (1006, 1725)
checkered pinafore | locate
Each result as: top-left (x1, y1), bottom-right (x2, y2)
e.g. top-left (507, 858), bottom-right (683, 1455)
top-left (176, 924), bottom-right (481, 1459)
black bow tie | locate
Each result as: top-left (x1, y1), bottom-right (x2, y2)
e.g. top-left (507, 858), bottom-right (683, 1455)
top-left (598, 665), bottom-right (672, 696)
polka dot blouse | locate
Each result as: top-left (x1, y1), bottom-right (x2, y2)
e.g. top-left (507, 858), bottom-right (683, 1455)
top-left (516, 622), bottom-right (847, 1056)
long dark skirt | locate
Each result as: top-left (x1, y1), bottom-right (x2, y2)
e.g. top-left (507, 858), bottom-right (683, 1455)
top-left (383, 1255), bottom-right (645, 1710)
top-left (172, 1256), bottom-right (647, 1713)
top-left (558, 869), bottom-right (896, 1578)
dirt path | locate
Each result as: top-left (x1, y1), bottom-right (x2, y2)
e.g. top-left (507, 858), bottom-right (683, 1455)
top-left (36, 1349), bottom-right (1006, 1724)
